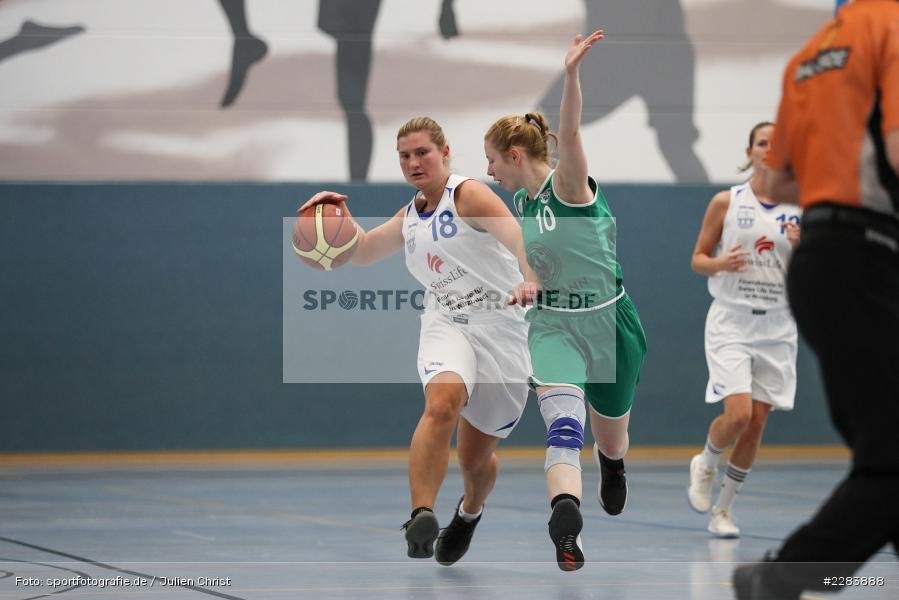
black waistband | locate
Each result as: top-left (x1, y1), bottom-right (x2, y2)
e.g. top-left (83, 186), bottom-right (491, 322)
top-left (803, 204), bottom-right (899, 241)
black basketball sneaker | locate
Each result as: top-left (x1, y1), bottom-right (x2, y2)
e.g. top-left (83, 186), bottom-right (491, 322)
top-left (402, 508), bottom-right (439, 559)
top-left (548, 498), bottom-right (584, 571)
top-left (435, 497), bottom-right (481, 566)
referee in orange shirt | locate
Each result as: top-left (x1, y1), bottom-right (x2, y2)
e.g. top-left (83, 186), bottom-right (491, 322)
top-left (732, 1), bottom-right (899, 598)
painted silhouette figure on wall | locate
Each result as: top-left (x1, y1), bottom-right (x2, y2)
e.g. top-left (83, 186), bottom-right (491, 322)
top-left (217, 0), bottom-right (459, 181)
top-left (218, 0), bottom-right (268, 108)
top-left (439, 0), bottom-right (458, 39)
top-left (217, 0), bottom-right (380, 181)
top-left (0, 19), bottom-right (84, 64)
top-left (318, 0), bottom-right (382, 182)
top-left (537, 0), bottom-right (708, 182)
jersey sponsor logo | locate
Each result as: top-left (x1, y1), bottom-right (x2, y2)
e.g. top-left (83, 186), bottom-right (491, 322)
top-left (451, 314), bottom-right (469, 325)
top-left (427, 252), bottom-right (444, 273)
top-left (712, 383), bottom-right (725, 396)
top-left (428, 265), bottom-right (468, 291)
top-left (744, 255), bottom-right (786, 270)
top-left (537, 190), bottom-right (551, 204)
top-left (737, 207), bottom-right (755, 229)
top-left (436, 285), bottom-right (494, 311)
top-left (795, 47), bottom-right (851, 84)
top-left (754, 236), bottom-right (776, 254)
top-left (526, 242), bottom-right (562, 286)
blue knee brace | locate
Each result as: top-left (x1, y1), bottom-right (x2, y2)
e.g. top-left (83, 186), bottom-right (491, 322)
top-left (539, 388), bottom-right (586, 471)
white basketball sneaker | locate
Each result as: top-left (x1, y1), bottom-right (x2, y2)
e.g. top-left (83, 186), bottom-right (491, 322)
top-left (708, 506), bottom-right (740, 538)
top-left (687, 454), bottom-right (717, 513)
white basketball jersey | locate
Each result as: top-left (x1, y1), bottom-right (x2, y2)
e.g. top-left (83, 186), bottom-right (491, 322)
top-left (708, 182), bottom-right (802, 310)
top-left (403, 174), bottom-right (524, 319)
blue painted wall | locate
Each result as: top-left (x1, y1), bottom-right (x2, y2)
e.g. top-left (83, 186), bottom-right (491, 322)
top-left (0, 183), bottom-right (837, 451)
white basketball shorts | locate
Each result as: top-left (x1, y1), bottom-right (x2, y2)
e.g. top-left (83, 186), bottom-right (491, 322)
top-left (704, 300), bottom-right (798, 410)
top-left (417, 310), bottom-right (531, 438)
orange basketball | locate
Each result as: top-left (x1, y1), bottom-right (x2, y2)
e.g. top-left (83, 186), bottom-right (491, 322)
top-left (292, 203), bottom-right (359, 271)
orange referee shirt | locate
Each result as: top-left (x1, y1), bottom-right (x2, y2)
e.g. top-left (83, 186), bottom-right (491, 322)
top-left (768, 0), bottom-right (899, 215)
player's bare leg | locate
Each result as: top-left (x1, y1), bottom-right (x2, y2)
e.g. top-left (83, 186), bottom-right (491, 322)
top-left (456, 417), bottom-right (500, 512)
top-left (708, 400), bottom-right (771, 538)
top-left (730, 400), bottom-right (770, 470)
top-left (404, 372), bottom-right (467, 558)
top-left (689, 393), bottom-right (752, 513)
top-left (409, 372), bottom-right (468, 507)
top-left (709, 393), bottom-right (753, 449)
top-left (434, 417), bottom-right (499, 566)
top-left (546, 464), bottom-right (582, 501)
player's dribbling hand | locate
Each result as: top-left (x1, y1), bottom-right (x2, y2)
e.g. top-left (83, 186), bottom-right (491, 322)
top-left (298, 191), bottom-right (349, 214)
top-left (508, 281), bottom-right (541, 307)
top-left (565, 29), bottom-right (604, 73)
top-left (784, 221), bottom-right (800, 247)
top-left (718, 243), bottom-right (751, 272)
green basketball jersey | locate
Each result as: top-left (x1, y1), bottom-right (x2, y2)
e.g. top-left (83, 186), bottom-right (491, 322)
top-left (515, 171), bottom-right (623, 310)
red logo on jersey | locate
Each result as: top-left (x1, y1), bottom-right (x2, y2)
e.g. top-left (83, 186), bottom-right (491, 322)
top-left (427, 253), bottom-right (444, 273)
top-left (754, 236), bottom-right (775, 254)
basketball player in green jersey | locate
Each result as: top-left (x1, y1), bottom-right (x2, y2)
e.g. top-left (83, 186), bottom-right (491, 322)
top-left (485, 30), bottom-right (647, 571)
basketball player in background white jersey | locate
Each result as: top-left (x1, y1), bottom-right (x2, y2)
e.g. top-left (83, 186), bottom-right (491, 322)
top-left (687, 122), bottom-right (801, 537)
top-left (300, 117), bottom-right (535, 565)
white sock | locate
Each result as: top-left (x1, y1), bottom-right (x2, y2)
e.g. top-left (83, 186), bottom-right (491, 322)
top-left (715, 462), bottom-right (750, 511)
top-left (458, 503), bottom-right (482, 522)
top-left (701, 436), bottom-right (724, 469)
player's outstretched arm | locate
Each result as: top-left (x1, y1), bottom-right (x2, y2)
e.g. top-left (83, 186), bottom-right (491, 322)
top-left (455, 179), bottom-right (538, 285)
top-left (298, 191), bottom-right (404, 267)
top-left (350, 208), bottom-right (405, 266)
top-left (691, 191), bottom-right (750, 276)
top-left (553, 30), bottom-right (603, 205)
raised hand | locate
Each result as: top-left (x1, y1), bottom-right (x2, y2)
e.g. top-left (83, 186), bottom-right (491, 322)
top-left (298, 191), bottom-right (349, 214)
top-left (565, 29), bottom-right (604, 74)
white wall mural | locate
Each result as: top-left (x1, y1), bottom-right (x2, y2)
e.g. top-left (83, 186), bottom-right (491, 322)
top-left (0, 0), bottom-right (831, 183)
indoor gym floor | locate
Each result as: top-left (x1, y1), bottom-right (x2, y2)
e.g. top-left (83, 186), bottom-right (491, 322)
top-left (0, 450), bottom-right (895, 600)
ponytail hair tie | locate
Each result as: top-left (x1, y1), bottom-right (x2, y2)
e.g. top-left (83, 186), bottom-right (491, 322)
top-left (524, 113), bottom-right (545, 134)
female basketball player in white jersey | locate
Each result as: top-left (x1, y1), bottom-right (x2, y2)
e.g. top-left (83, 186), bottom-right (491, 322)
top-left (299, 117), bottom-right (533, 565)
top-left (688, 122), bottom-right (801, 538)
